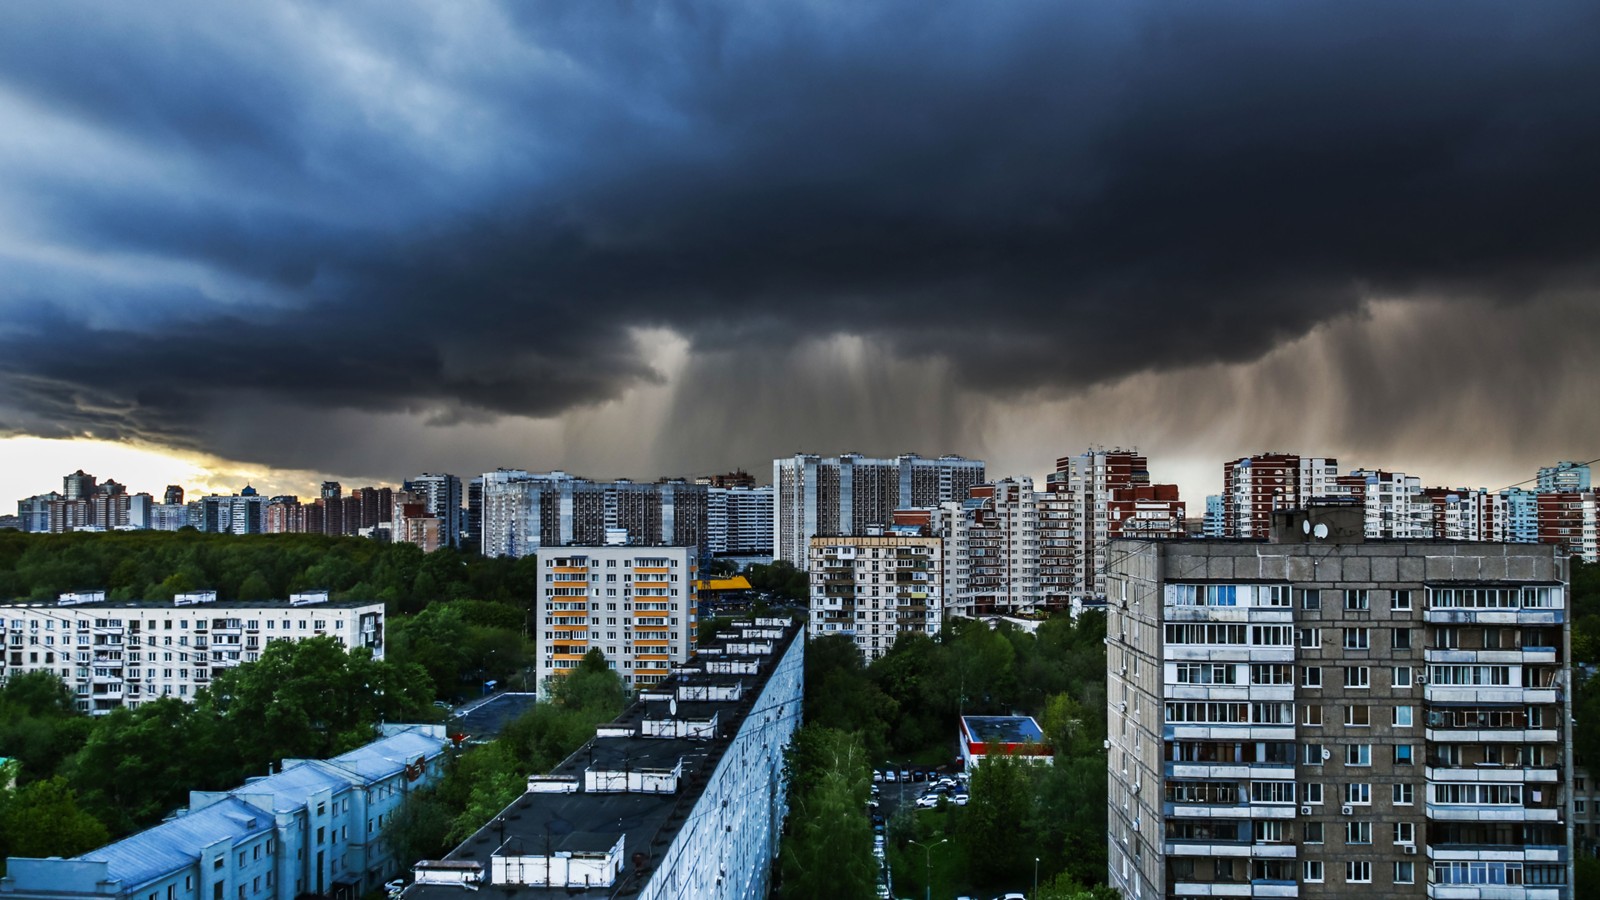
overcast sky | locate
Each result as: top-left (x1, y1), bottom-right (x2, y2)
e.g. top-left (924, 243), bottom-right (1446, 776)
top-left (3, 1), bottom-right (1598, 504)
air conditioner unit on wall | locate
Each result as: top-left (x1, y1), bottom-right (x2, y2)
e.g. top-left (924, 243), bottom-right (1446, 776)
top-left (1403, 845), bottom-right (1417, 855)
top-left (1341, 805), bottom-right (1353, 815)
top-left (1300, 806), bottom-right (1312, 816)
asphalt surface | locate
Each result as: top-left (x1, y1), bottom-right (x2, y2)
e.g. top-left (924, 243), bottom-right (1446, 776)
top-left (448, 691), bottom-right (540, 741)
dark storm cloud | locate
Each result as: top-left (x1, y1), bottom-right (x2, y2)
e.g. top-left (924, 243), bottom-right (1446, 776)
top-left (2, 0), bottom-right (1599, 457)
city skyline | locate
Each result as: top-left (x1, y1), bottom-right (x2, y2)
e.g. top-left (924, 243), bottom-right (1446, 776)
top-left (3, 3), bottom-right (1598, 526)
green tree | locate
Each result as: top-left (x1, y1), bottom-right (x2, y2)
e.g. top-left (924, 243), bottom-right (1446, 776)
top-left (965, 754), bottom-right (1039, 887)
top-left (1, 776), bottom-right (109, 859)
top-left (780, 726), bottom-right (877, 899)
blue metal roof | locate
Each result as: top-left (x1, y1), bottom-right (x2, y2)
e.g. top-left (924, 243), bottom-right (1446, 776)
top-left (80, 796), bottom-right (270, 890)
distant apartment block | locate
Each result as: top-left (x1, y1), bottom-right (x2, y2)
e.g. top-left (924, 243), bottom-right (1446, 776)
top-left (403, 473), bottom-right (463, 548)
top-left (774, 452), bottom-right (984, 570)
top-left (1222, 454), bottom-right (1346, 538)
top-left (1538, 462), bottom-right (1592, 495)
top-left (1106, 505), bottom-right (1572, 899)
top-left (705, 485), bottom-right (774, 558)
top-left (0, 592), bottom-right (384, 715)
top-left (403, 616), bottom-right (802, 899)
top-left (537, 547), bottom-right (698, 692)
top-left (1049, 449), bottom-right (1185, 602)
top-left (480, 471), bottom-right (708, 559)
top-left (808, 533), bottom-right (942, 661)
top-left (0, 724), bottom-right (448, 899)
top-left (1537, 491), bottom-right (1598, 563)
top-left (940, 477), bottom-right (1041, 616)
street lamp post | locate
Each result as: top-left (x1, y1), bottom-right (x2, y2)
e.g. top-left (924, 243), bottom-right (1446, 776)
top-left (907, 838), bottom-right (948, 900)
top-left (1033, 856), bottom-right (1040, 899)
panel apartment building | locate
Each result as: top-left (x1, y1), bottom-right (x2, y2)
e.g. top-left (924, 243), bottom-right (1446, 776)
top-left (479, 471), bottom-right (709, 559)
top-left (1106, 506), bottom-right (1572, 899)
top-left (0, 591), bottom-right (384, 714)
top-left (1048, 449), bottom-right (1186, 603)
top-left (1, 724), bottom-right (448, 899)
top-left (774, 452), bottom-right (984, 570)
top-left (537, 546), bottom-right (698, 693)
top-left (808, 533), bottom-right (942, 661)
top-left (403, 616), bottom-right (803, 899)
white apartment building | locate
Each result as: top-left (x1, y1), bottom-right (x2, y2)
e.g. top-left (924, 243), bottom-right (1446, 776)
top-left (808, 534), bottom-right (942, 660)
top-left (939, 478), bottom-right (1041, 617)
top-left (774, 453), bottom-right (984, 569)
top-left (403, 473), bottom-right (463, 548)
top-left (706, 485), bottom-right (774, 557)
top-left (1354, 469), bottom-right (1431, 539)
top-left (1106, 506), bottom-right (1572, 900)
top-left (537, 546), bottom-right (698, 693)
top-left (0, 592), bottom-right (384, 715)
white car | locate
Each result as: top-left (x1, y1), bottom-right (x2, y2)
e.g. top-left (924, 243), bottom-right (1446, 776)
top-left (915, 794), bottom-right (941, 809)
top-left (951, 793), bottom-right (970, 806)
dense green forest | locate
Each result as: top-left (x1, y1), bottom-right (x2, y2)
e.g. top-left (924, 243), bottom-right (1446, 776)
top-left (0, 530), bottom-right (539, 613)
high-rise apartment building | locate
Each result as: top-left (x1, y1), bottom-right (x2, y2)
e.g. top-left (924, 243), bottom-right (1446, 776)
top-left (705, 485), bottom-right (774, 557)
top-left (940, 478), bottom-right (1041, 616)
top-left (1106, 506), bottom-right (1572, 899)
top-left (773, 452), bottom-right (984, 569)
top-left (1222, 454), bottom-right (1346, 538)
top-left (808, 533), bottom-right (942, 661)
top-left (1538, 462), bottom-right (1592, 495)
top-left (162, 485), bottom-right (184, 506)
top-left (480, 472), bottom-right (709, 559)
top-left (403, 473), bottom-right (463, 548)
top-left (1203, 495), bottom-right (1226, 538)
top-left (0, 591), bottom-right (384, 715)
top-left (1038, 480), bottom-right (1077, 609)
top-left (1049, 449), bottom-right (1185, 602)
top-left (536, 546), bottom-right (698, 692)
top-left (1536, 492), bottom-right (1598, 563)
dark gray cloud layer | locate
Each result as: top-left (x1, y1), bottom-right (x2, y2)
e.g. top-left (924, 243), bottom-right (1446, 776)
top-left (2, 0), bottom-right (1599, 464)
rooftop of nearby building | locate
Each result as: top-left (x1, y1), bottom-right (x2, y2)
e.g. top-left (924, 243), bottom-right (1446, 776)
top-left (2, 725), bottom-right (447, 893)
top-left (405, 617), bottom-right (801, 899)
top-left (691, 575), bottom-right (752, 592)
top-left (0, 597), bottom-right (384, 611)
top-left (961, 715), bottom-right (1044, 746)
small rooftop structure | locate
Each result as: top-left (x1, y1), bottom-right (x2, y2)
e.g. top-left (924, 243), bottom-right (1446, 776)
top-left (959, 715), bottom-right (1053, 771)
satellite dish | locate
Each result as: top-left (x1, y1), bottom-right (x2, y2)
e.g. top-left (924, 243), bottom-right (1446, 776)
top-left (1302, 519), bottom-right (1311, 535)
top-left (1313, 523), bottom-right (1330, 540)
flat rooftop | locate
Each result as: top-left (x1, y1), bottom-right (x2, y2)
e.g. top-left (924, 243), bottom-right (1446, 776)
top-left (962, 715), bottom-right (1044, 745)
top-left (0, 598), bottom-right (382, 610)
top-left (407, 620), bottom-right (801, 899)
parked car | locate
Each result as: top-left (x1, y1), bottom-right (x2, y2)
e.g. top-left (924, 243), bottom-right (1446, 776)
top-left (915, 794), bottom-right (941, 809)
top-left (899, 768), bottom-right (910, 781)
top-left (884, 770), bottom-right (898, 782)
top-left (952, 792), bottom-right (970, 806)
top-left (873, 770), bottom-right (884, 783)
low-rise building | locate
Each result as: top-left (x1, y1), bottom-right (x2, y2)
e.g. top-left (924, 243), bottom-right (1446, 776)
top-left (958, 715), bottom-right (1054, 771)
top-left (0, 592), bottom-right (384, 715)
top-left (404, 617), bottom-right (803, 899)
top-left (0, 724), bottom-right (449, 900)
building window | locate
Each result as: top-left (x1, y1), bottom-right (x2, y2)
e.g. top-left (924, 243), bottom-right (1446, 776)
top-left (1392, 589), bottom-right (1413, 611)
top-left (1392, 666), bottom-right (1412, 688)
top-left (1393, 706), bottom-right (1414, 727)
top-left (1302, 782), bottom-right (1323, 804)
top-left (1344, 744), bottom-right (1372, 767)
top-left (1303, 861), bottom-right (1324, 883)
top-left (1394, 861), bottom-right (1415, 884)
top-left (1344, 628), bottom-right (1369, 650)
top-left (1344, 783), bottom-right (1371, 805)
top-left (1301, 666), bottom-right (1322, 688)
top-left (1304, 821), bottom-right (1324, 844)
top-left (1301, 589), bottom-right (1321, 610)
top-left (1393, 744), bottom-right (1414, 765)
top-left (1344, 666), bottom-right (1370, 689)
top-left (1344, 818), bottom-right (1373, 843)
top-left (1303, 744), bottom-right (1325, 766)
top-left (1301, 705), bottom-right (1323, 726)
top-left (1344, 589), bottom-right (1369, 610)
top-left (1393, 783), bottom-right (1414, 805)
top-left (1393, 822), bottom-right (1415, 844)
top-left (1392, 628), bottom-right (1412, 650)
top-left (1298, 628), bottom-right (1321, 649)
top-left (1344, 705), bottom-right (1370, 727)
